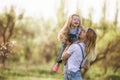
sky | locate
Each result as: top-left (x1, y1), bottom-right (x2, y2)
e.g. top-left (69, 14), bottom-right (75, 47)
top-left (0, 0), bottom-right (120, 24)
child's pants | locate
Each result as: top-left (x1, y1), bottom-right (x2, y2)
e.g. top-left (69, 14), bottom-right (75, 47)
top-left (56, 42), bottom-right (66, 63)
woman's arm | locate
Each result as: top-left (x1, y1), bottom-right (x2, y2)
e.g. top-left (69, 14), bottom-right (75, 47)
top-left (82, 59), bottom-right (90, 69)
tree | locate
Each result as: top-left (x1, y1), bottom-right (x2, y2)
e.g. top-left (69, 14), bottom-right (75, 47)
top-left (0, 6), bottom-right (23, 67)
top-left (81, 0), bottom-right (120, 77)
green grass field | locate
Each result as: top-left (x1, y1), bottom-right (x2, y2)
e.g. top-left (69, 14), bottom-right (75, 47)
top-left (0, 64), bottom-right (64, 80)
top-left (0, 64), bottom-right (120, 80)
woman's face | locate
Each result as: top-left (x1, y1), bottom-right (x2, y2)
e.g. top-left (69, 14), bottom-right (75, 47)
top-left (71, 15), bottom-right (80, 27)
top-left (79, 28), bottom-right (88, 40)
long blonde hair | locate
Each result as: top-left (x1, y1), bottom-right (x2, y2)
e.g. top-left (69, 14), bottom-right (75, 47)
top-left (57, 14), bottom-right (82, 42)
top-left (85, 28), bottom-right (97, 61)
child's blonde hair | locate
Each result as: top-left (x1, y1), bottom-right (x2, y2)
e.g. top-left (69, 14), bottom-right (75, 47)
top-left (57, 14), bottom-right (82, 42)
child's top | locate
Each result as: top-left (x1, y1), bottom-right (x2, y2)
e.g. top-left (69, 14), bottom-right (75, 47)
top-left (57, 27), bottom-right (82, 42)
top-left (68, 27), bottom-right (81, 40)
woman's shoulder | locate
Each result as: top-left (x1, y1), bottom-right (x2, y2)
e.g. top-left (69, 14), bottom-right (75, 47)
top-left (78, 43), bottom-right (85, 48)
top-left (71, 43), bottom-right (80, 48)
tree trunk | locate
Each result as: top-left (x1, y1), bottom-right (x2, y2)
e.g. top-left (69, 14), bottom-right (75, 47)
top-left (0, 55), bottom-right (6, 68)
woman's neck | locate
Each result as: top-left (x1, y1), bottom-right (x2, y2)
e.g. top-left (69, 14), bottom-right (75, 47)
top-left (79, 39), bottom-right (85, 44)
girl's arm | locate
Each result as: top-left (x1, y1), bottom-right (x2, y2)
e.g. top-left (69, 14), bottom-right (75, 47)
top-left (57, 28), bottom-right (68, 42)
top-left (57, 33), bottom-right (67, 42)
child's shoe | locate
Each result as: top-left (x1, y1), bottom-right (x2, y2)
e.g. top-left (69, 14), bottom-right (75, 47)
top-left (52, 63), bottom-right (59, 72)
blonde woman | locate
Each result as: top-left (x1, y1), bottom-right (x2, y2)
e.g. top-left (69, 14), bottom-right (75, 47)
top-left (62, 28), bottom-right (97, 80)
top-left (52, 14), bottom-right (83, 72)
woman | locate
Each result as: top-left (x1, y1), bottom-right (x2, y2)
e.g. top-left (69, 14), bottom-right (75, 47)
top-left (61, 28), bottom-right (97, 80)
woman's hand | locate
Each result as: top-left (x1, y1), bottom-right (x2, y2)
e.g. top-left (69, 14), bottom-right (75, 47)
top-left (61, 45), bottom-right (70, 62)
top-left (82, 59), bottom-right (90, 69)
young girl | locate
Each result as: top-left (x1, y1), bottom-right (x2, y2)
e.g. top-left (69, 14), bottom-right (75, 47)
top-left (62, 28), bottom-right (97, 80)
top-left (52, 14), bottom-right (83, 72)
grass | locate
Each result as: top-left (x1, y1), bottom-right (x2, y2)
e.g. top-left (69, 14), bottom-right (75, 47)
top-left (85, 65), bottom-right (120, 80)
top-left (0, 64), bottom-right (63, 80)
top-left (0, 63), bottom-right (120, 80)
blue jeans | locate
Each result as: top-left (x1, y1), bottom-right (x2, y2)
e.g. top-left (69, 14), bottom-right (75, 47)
top-left (64, 70), bottom-right (82, 80)
top-left (64, 64), bottom-right (82, 80)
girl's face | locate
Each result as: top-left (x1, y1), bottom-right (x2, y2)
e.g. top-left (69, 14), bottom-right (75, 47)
top-left (71, 15), bottom-right (80, 27)
top-left (79, 28), bottom-right (88, 40)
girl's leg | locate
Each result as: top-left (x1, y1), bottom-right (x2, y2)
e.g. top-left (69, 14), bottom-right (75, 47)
top-left (52, 42), bottom-right (66, 72)
top-left (56, 42), bottom-right (66, 63)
